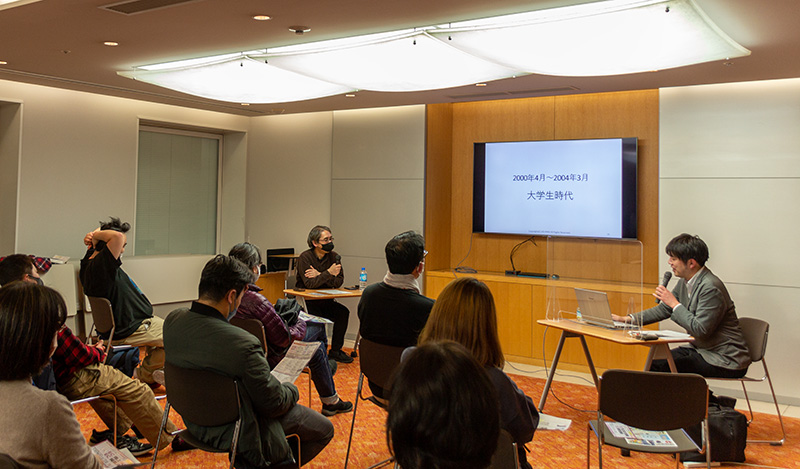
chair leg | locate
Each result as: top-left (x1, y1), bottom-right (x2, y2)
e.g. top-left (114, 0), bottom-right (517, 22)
top-left (151, 402), bottom-right (171, 469)
top-left (746, 359), bottom-right (786, 445)
top-left (343, 374), bottom-right (364, 469)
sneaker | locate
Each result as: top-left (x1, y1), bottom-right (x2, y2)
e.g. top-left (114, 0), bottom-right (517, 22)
top-left (118, 435), bottom-right (153, 457)
top-left (328, 349), bottom-right (354, 364)
top-left (171, 435), bottom-right (196, 452)
top-left (89, 429), bottom-right (114, 445)
top-left (322, 399), bottom-right (353, 416)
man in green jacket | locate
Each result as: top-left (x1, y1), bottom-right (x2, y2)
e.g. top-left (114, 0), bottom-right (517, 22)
top-left (164, 255), bottom-right (333, 467)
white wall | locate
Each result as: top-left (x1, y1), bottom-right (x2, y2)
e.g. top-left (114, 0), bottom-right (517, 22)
top-left (660, 78), bottom-right (800, 405)
top-left (0, 78), bottom-right (249, 259)
top-left (0, 78), bottom-right (249, 308)
top-left (244, 106), bottom-right (426, 340)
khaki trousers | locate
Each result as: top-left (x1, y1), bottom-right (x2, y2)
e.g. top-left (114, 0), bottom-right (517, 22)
top-left (60, 363), bottom-right (177, 449)
top-left (117, 316), bottom-right (165, 384)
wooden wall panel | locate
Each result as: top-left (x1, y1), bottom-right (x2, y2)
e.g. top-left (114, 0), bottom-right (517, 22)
top-left (425, 90), bottom-right (660, 373)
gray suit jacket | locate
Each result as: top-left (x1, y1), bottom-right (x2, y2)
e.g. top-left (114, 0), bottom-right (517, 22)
top-left (634, 267), bottom-right (751, 370)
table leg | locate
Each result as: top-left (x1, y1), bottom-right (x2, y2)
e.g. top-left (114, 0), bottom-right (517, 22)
top-left (578, 336), bottom-right (600, 388)
top-left (644, 343), bottom-right (677, 372)
top-left (538, 330), bottom-right (568, 411)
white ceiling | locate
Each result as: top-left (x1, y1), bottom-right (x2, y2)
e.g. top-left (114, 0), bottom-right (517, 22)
top-left (1, 0), bottom-right (799, 116)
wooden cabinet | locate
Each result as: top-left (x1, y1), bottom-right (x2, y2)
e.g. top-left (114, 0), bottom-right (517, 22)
top-left (425, 270), bottom-right (657, 373)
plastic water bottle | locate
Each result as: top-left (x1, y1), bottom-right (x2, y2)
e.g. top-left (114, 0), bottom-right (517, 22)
top-left (576, 307), bottom-right (582, 320)
top-left (359, 267), bottom-right (368, 290)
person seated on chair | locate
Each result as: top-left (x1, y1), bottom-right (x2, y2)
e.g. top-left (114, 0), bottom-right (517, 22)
top-left (295, 225), bottom-right (353, 364)
top-left (228, 242), bottom-right (353, 417)
top-left (164, 255), bottom-right (334, 467)
top-left (79, 217), bottom-right (165, 387)
top-left (387, 341), bottom-right (500, 469)
top-left (419, 277), bottom-right (539, 469)
top-left (0, 281), bottom-right (102, 468)
top-left (0, 254), bottom-right (188, 456)
top-left (357, 230), bottom-right (434, 401)
top-left (612, 233), bottom-right (751, 378)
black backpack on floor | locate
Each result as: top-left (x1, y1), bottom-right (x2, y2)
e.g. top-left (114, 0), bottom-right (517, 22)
top-left (680, 402), bottom-right (747, 463)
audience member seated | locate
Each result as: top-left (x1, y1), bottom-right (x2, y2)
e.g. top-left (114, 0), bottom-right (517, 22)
top-left (357, 231), bottom-right (434, 400)
top-left (79, 217), bottom-right (165, 387)
top-left (419, 277), bottom-right (539, 469)
top-left (228, 242), bottom-right (353, 417)
top-left (0, 282), bottom-right (102, 468)
top-left (164, 255), bottom-right (334, 467)
top-left (295, 225), bottom-right (353, 363)
top-left (387, 341), bottom-right (500, 469)
top-left (0, 254), bottom-right (187, 456)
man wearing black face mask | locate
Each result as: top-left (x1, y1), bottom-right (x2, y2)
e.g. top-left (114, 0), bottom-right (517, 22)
top-left (295, 225), bottom-right (353, 363)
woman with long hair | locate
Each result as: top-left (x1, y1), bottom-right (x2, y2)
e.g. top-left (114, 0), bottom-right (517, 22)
top-left (419, 277), bottom-right (539, 468)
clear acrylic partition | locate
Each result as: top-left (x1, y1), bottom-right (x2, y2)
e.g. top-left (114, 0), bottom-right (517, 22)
top-left (545, 236), bottom-right (644, 327)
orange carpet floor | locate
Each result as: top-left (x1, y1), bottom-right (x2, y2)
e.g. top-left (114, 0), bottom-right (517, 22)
top-left (73, 349), bottom-right (799, 468)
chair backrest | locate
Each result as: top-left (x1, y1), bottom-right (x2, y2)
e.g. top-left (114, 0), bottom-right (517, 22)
top-left (229, 317), bottom-right (268, 354)
top-left (599, 369), bottom-right (708, 431)
top-left (489, 429), bottom-right (518, 469)
top-left (737, 317), bottom-right (769, 363)
top-left (164, 362), bottom-right (241, 427)
top-left (86, 296), bottom-right (115, 336)
top-left (358, 338), bottom-right (406, 392)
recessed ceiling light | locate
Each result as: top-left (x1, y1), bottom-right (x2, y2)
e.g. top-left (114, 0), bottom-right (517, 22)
top-left (0, 61), bottom-right (7, 65)
top-left (476, 83), bottom-right (487, 87)
top-left (104, 41), bottom-right (119, 47)
top-left (345, 94), bottom-right (356, 98)
top-left (253, 15), bottom-right (271, 21)
top-left (288, 25), bottom-right (311, 35)
top-left (240, 103), bottom-right (250, 106)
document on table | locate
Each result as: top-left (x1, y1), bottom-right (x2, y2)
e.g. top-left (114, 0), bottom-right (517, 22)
top-left (92, 440), bottom-right (139, 468)
top-left (653, 330), bottom-right (691, 339)
top-left (271, 341), bottom-right (317, 384)
top-left (317, 289), bottom-right (350, 295)
top-left (537, 413), bottom-right (572, 431)
top-left (605, 422), bottom-right (677, 447)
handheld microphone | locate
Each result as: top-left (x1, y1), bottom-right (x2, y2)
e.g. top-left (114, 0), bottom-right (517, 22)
top-left (334, 254), bottom-right (341, 264)
top-left (656, 271), bottom-right (672, 304)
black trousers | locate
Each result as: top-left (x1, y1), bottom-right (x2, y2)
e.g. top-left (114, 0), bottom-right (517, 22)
top-left (306, 299), bottom-right (350, 352)
top-left (650, 346), bottom-right (748, 378)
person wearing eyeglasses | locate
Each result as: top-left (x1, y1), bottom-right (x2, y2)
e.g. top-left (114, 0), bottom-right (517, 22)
top-left (357, 231), bottom-right (434, 401)
top-left (295, 225), bottom-right (353, 363)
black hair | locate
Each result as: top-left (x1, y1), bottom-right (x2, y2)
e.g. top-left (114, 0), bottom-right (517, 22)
top-left (228, 242), bottom-right (262, 269)
top-left (385, 231), bottom-right (425, 275)
top-left (387, 341), bottom-right (500, 469)
top-left (0, 254), bottom-right (35, 286)
top-left (197, 255), bottom-right (253, 303)
top-left (307, 225), bottom-right (332, 249)
top-left (100, 217), bottom-right (130, 233)
top-left (0, 282), bottom-right (67, 380)
top-left (665, 233), bottom-right (709, 266)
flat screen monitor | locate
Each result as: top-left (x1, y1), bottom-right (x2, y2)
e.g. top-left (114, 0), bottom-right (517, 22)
top-left (473, 137), bottom-right (637, 239)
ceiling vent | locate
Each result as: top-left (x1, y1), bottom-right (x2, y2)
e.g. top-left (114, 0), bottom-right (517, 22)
top-left (101, 0), bottom-right (205, 15)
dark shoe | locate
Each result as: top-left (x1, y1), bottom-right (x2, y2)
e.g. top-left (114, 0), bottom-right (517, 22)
top-left (117, 435), bottom-right (153, 457)
top-left (322, 399), bottom-right (353, 416)
top-left (171, 435), bottom-right (196, 452)
top-left (89, 429), bottom-right (114, 445)
top-left (329, 349), bottom-right (354, 364)
top-left (328, 358), bottom-right (338, 376)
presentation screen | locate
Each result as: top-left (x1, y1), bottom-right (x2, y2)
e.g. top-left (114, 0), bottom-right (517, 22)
top-left (473, 137), bottom-right (637, 239)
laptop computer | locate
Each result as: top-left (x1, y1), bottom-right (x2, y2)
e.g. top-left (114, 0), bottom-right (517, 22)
top-left (574, 288), bottom-right (629, 329)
